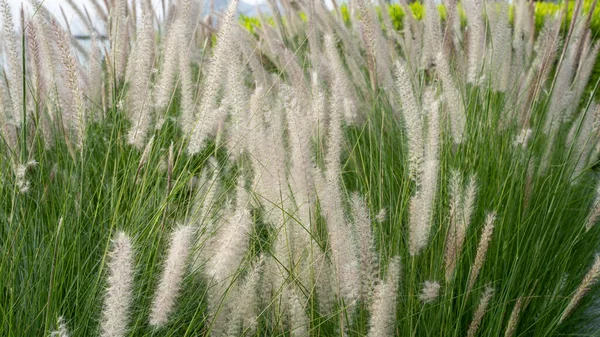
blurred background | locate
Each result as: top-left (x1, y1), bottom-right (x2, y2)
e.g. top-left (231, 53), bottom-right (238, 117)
top-left (4, 0), bottom-right (273, 35)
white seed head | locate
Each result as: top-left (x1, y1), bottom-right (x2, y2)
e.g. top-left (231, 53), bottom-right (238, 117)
top-left (375, 208), bottom-right (387, 223)
top-left (367, 256), bottom-right (401, 337)
top-left (468, 212), bottom-right (497, 292)
top-left (100, 232), bottom-right (134, 337)
top-left (559, 254), bottom-right (600, 323)
top-left (50, 316), bottom-right (70, 337)
top-left (149, 225), bottom-right (196, 327)
top-left (467, 286), bottom-right (495, 337)
top-left (409, 92), bottom-right (440, 256)
top-left (504, 297), bottom-right (523, 337)
top-left (513, 129), bottom-right (533, 149)
top-left (419, 280), bottom-right (440, 303)
top-left (351, 193), bottom-right (378, 301)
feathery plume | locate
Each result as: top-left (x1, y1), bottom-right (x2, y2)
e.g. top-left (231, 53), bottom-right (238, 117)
top-left (190, 159), bottom-right (220, 223)
top-left (88, 33), bottom-right (104, 115)
top-left (1, 0), bottom-right (24, 126)
top-left (468, 212), bottom-right (496, 292)
top-left (226, 257), bottom-right (264, 336)
top-left (346, 51), bottom-right (369, 96)
top-left (127, 14), bottom-right (155, 150)
top-left (436, 52), bottom-right (466, 143)
top-left (188, 0), bottom-right (239, 154)
top-left (513, 129), bottom-right (533, 149)
top-left (498, 50), bottom-right (513, 93)
top-left (236, 26), bottom-right (271, 89)
top-left (287, 287), bottom-right (309, 337)
top-left (314, 248), bottom-right (336, 316)
top-left (149, 225), bottom-right (195, 327)
top-left (395, 61), bottom-right (423, 180)
top-left (26, 21), bottom-right (44, 109)
top-left (190, 160), bottom-right (222, 273)
top-left (248, 91), bottom-right (287, 228)
top-left (100, 232), bottom-right (134, 337)
top-left (419, 280), bottom-right (440, 303)
top-left (464, 0), bottom-right (484, 83)
top-left (14, 160), bottom-right (37, 194)
top-left (444, 169), bottom-right (463, 281)
top-left (533, 15), bottom-right (562, 73)
top-left (137, 136), bottom-right (154, 171)
top-left (0, 81), bottom-right (18, 152)
top-left (302, 0), bottom-right (322, 69)
top-left (203, 177), bottom-right (251, 286)
top-left (367, 256), bottom-right (401, 337)
top-left (351, 193), bottom-right (378, 301)
top-left (309, 71), bottom-right (327, 144)
top-left (268, 235), bottom-right (291, 319)
top-left (559, 254), bottom-right (600, 323)
top-left (321, 88), bottom-right (361, 308)
top-left (573, 41), bottom-right (600, 106)
top-left (422, 0), bottom-right (441, 68)
top-left (284, 85), bottom-right (316, 268)
top-left (509, 31), bottom-right (526, 109)
top-left (510, 0), bottom-right (528, 89)
top-left (324, 34), bottom-right (359, 124)
top-left (375, 209), bottom-right (387, 223)
top-left (0, 81), bottom-right (7, 127)
top-left (409, 92), bottom-right (440, 256)
top-left (109, 0), bottom-right (129, 81)
top-left (488, 2), bottom-right (511, 92)
top-left (50, 316), bottom-right (70, 337)
top-left (224, 51), bottom-right (250, 158)
top-left (373, 32), bottom-right (395, 99)
top-left (188, 171), bottom-right (208, 220)
top-left (178, 34), bottom-right (196, 135)
top-left (355, 0), bottom-right (379, 92)
top-left (544, 14), bottom-right (587, 133)
top-left (318, 3), bottom-right (364, 68)
top-left (31, 12), bottom-right (58, 112)
top-left (399, 0), bottom-right (422, 67)
top-left (54, 22), bottom-right (86, 148)
top-left (443, 0), bottom-right (462, 54)
top-left (153, 18), bottom-right (182, 119)
top-left (462, 175), bottom-right (478, 228)
top-left (514, 0), bottom-right (535, 58)
top-left (467, 286), bottom-right (495, 337)
top-left (504, 297), bottom-right (523, 337)
top-left (520, 14), bottom-right (561, 120)
top-left (571, 104), bottom-right (600, 180)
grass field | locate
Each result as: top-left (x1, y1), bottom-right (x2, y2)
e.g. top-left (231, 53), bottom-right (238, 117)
top-left (1, 0), bottom-right (600, 336)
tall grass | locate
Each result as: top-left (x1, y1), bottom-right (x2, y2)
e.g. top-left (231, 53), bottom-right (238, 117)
top-left (1, 0), bottom-right (600, 336)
